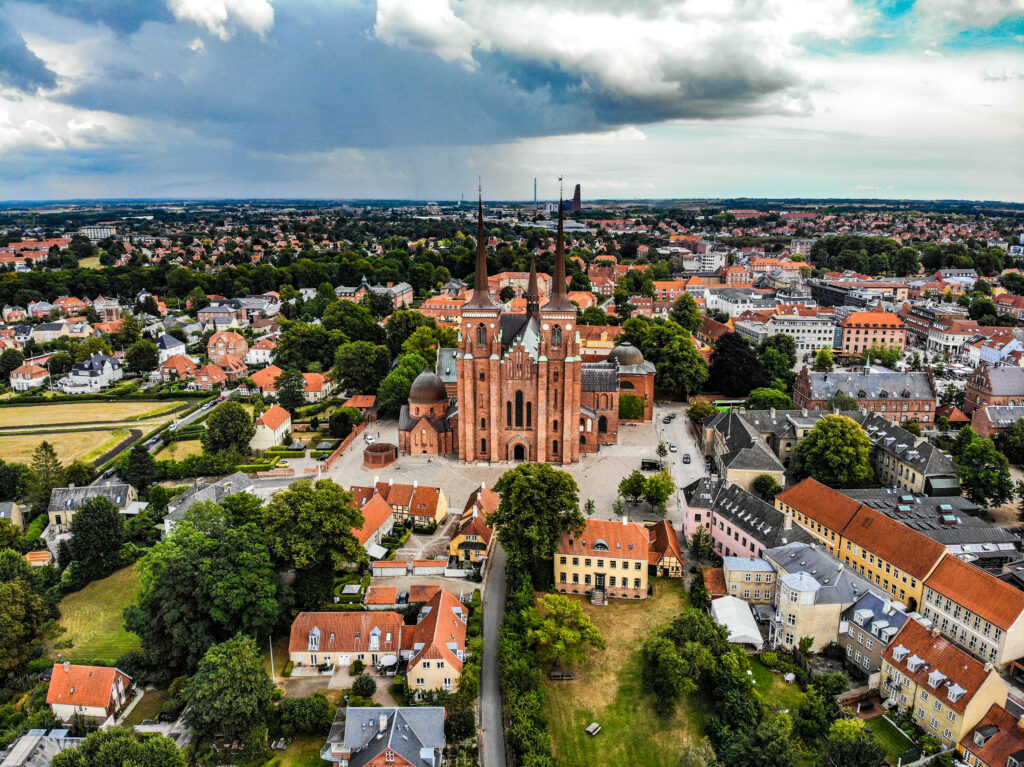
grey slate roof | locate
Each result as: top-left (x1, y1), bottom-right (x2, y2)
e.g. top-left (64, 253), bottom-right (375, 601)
top-left (164, 472), bottom-right (255, 526)
top-left (684, 479), bottom-right (813, 552)
top-left (702, 410), bottom-right (786, 474)
top-left (338, 707), bottom-right (445, 767)
top-left (435, 347), bottom-right (458, 384)
top-left (48, 484), bottom-right (135, 512)
top-left (70, 353), bottom-right (121, 377)
top-left (982, 406), bottom-right (1024, 428)
top-left (740, 409), bottom-right (832, 440)
top-left (860, 413), bottom-right (958, 478)
top-left (581, 361), bottom-right (618, 392)
top-left (156, 334), bottom-right (184, 350)
top-left (766, 541), bottom-right (885, 605)
top-left (0, 731), bottom-right (83, 767)
top-left (804, 370), bottom-right (935, 401)
top-left (985, 366), bottom-right (1024, 396)
top-left (841, 591), bottom-right (910, 644)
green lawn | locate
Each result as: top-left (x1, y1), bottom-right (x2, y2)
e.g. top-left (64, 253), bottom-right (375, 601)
top-left (545, 580), bottom-right (710, 767)
top-left (748, 655), bottom-right (807, 712)
top-left (55, 564), bottom-right (142, 663)
top-left (865, 715), bottom-right (915, 765)
top-left (123, 689), bottom-right (167, 727)
top-left (277, 735), bottom-right (324, 767)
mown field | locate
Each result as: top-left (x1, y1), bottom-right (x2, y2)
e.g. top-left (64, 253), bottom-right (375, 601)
top-left (0, 400), bottom-right (184, 427)
top-left (155, 438), bottom-right (204, 460)
top-left (0, 430), bottom-right (125, 464)
top-left (54, 564), bottom-right (142, 663)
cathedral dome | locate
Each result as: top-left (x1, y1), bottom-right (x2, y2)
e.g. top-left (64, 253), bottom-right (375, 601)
top-left (408, 370), bottom-right (448, 403)
top-left (607, 342), bottom-right (645, 367)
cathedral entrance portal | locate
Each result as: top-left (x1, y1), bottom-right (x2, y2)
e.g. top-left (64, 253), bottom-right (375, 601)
top-left (512, 444), bottom-right (526, 461)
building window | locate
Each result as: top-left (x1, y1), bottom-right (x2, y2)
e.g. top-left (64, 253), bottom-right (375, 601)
top-left (480, 418), bottom-right (486, 429)
top-left (559, 572), bottom-right (566, 583)
top-left (476, 325), bottom-right (486, 346)
top-left (515, 391), bottom-right (524, 427)
top-left (481, 439), bottom-right (487, 453)
top-left (553, 325), bottom-right (562, 347)
top-left (527, 401), bottom-right (533, 428)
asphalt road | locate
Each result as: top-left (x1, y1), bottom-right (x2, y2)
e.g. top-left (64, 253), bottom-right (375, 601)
top-left (480, 542), bottom-right (507, 767)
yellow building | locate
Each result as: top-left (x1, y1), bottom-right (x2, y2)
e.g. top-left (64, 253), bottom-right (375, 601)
top-left (776, 478), bottom-right (947, 611)
top-left (555, 518), bottom-right (649, 601)
top-left (881, 620), bottom-right (1008, 749)
top-left (448, 510), bottom-right (493, 564)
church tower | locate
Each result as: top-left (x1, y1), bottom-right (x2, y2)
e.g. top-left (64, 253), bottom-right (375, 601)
top-left (456, 194), bottom-right (502, 463)
top-left (536, 201), bottom-right (582, 464)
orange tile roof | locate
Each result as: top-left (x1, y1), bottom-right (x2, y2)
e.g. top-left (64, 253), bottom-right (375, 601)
top-left (364, 586), bottom-right (398, 605)
top-left (453, 510), bottom-right (492, 546)
top-left (409, 584), bottom-right (442, 603)
top-left (776, 478), bottom-right (863, 534)
top-left (648, 520), bottom-right (684, 565)
top-left (344, 395), bottom-right (377, 409)
top-left (557, 518), bottom-right (649, 560)
top-left (256, 404), bottom-right (290, 431)
top-left (194, 364), bottom-right (227, 384)
top-left (882, 620), bottom-right (992, 714)
top-left (844, 506), bottom-right (946, 580)
top-left (25, 550), bottom-right (52, 565)
top-left (250, 364), bottom-right (284, 391)
top-left (959, 704), bottom-right (1024, 766)
top-left (373, 561), bottom-right (407, 568)
top-left (925, 555), bottom-right (1024, 630)
top-left (352, 494), bottom-right (394, 545)
top-left (463, 485), bottom-right (500, 515)
top-left (47, 664), bottom-right (130, 709)
top-left (839, 311), bottom-right (905, 328)
top-left (703, 566), bottom-right (728, 597)
top-left (303, 372), bottom-right (327, 392)
top-left (289, 611), bottom-right (404, 654)
top-left (404, 588), bottom-right (467, 674)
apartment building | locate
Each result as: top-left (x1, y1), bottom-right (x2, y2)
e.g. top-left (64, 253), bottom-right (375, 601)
top-left (881, 620), bottom-right (1008, 750)
top-left (734, 310), bottom-right (837, 354)
top-left (921, 554), bottom-right (1024, 669)
top-left (792, 367), bottom-right (937, 425)
top-left (839, 592), bottom-right (910, 681)
top-left (554, 518), bottom-right (649, 600)
top-left (721, 556), bottom-right (776, 605)
top-left (861, 413), bottom-right (960, 495)
top-left (958, 704), bottom-right (1024, 767)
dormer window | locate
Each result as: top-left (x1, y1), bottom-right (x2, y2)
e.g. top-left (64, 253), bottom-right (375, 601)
top-left (892, 645), bottom-right (909, 662)
top-left (907, 655), bottom-right (923, 673)
top-left (308, 627), bottom-right (320, 651)
top-left (592, 539), bottom-right (609, 552)
top-left (928, 669), bottom-right (946, 688)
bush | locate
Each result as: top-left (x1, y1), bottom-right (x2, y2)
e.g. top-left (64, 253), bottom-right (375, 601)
top-left (282, 661), bottom-right (294, 677)
top-left (278, 692), bottom-right (332, 736)
top-left (468, 616), bottom-right (482, 638)
top-left (619, 393), bottom-right (646, 420)
top-left (115, 650), bottom-right (148, 680)
top-left (350, 659), bottom-right (365, 675)
top-left (352, 674), bottom-right (377, 698)
top-left (759, 652), bottom-right (779, 669)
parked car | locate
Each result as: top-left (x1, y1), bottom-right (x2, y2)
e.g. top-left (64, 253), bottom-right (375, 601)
top-left (102, 468), bottom-right (116, 479)
top-left (682, 454), bottom-right (691, 464)
top-left (277, 460), bottom-right (290, 468)
top-left (365, 435), bottom-right (375, 445)
top-left (397, 591), bottom-right (409, 604)
top-left (669, 443), bottom-right (677, 452)
top-left (641, 459), bottom-right (664, 471)
top-left (662, 417), bottom-right (672, 424)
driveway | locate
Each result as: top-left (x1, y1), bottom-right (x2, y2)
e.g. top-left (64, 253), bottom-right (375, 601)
top-left (480, 542), bottom-right (507, 767)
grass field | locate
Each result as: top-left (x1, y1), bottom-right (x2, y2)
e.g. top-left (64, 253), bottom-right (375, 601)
top-left (866, 715), bottom-right (915, 764)
top-left (123, 689), bottom-right (167, 727)
top-left (155, 439), bottom-right (204, 460)
top-left (55, 564), bottom-right (142, 663)
top-left (545, 580), bottom-right (709, 767)
top-left (277, 735), bottom-right (324, 767)
top-left (748, 656), bottom-right (807, 712)
top-left (77, 256), bottom-right (101, 269)
top-left (0, 400), bottom-right (184, 427)
top-left (0, 430), bottom-right (123, 464)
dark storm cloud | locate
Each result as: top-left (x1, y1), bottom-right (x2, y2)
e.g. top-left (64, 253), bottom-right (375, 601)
top-left (0, 15), bottom-right (56, 91)
top-left (20, 0), bottom-right (172, 35)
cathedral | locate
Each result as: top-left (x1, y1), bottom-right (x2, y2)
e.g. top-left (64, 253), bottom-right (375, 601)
top-left (398, 200), bottom-right (655, 465)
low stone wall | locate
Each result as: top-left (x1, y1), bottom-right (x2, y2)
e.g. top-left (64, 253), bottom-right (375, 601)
top-left (256, 468), bottom-right (295, 479)
top-left (363, 442), bottom-right (398, 468)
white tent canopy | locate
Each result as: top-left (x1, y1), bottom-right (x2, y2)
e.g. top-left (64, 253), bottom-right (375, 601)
top-left (710, 596), bottom-right (764, 649)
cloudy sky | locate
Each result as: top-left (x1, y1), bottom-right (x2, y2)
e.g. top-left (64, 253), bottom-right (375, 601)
top-left (0, 0), bottom-right (1022, 202)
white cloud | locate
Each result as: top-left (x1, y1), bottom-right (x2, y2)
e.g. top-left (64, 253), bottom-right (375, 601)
top-left (188, 37), bottom-right (206, 53)
top-left (0, 92), bottom-right (132, 152)
top-left (166, 0), bottom-right (275, 41)
top-left (374, 0), bottom-right (483, 68)
top-left (914, 0), bottom-right (1024, 41)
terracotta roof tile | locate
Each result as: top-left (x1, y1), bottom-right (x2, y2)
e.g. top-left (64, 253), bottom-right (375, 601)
top-left (959, 704), bottom-right (1024, 765)
top-left (925, 554), bottom-right (1024, 630)
top-left (776, 478), bottom-right (863, 533)
top-left (557, 518), bottom-right (649, 560)
top-left (648, 520), bottom-right (684, 565)
top-left (47, 664), bottom-right (130, 709)
top-left (844, 506), bottom-right (946, 580)
top-left (255, 404), bottom-right (290, 431)
top-left (703, 566), bottom-right (727, 597)
top-left (288, 611), bottom-right (404, 654)
top-left (352, 494), bottom-right (394, 545)
top-left (364, 586), bottom-right (398, 605)
top-left (409, 584), bottom-right (442, 603)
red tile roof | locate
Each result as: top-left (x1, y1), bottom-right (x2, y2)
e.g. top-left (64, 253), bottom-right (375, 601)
top-left (343, 395), bottom-right (377, 409)
top-left (959, 704), bottom-right (1024, 766)
top-left (250, 364), bottom-right (284, 391)
top-left (703, 566), bottom-right (728, 597)
top-left (557, 518), bottom-right (649, 560)
top-left (925, 555), bottom-right (1024, 631)
top-left (409, 584), bottom-right (442, 603)
top-left (843, 506), bottom-right (946, 581)
top-left (47, 664), bottom-right (130, 709)
top-left (364, 586), bottom-right (398, 605)
top-left (255, 404), bottom-right (290, 431)
top-left (648, 520), bottom-right (683, 566)
top-left (404, 588), bottom-right (467, 674)
top-left (352, 494), bottom-right (394, 545)
top-left (776, 478), bottom-right (863, 534)
top-left (288, 611), bottom-right (404, 654)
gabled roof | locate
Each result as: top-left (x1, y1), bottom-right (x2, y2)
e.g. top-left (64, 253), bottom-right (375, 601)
top-left (250, 364), bottom-right (284, 390)
top-left (352, 494), bottom-right (394, 546)
top-left (340, 706), bottom-right (445, 767)
top-left (557, 518), bottom-right (649, 559)
top-left (925, 554), bottom-right (1024, 630)
top-left (46, 664), bottom-right (130, 709)
top-left (959, 704), bottom-right (1024, 767)
top-left (843, 506), bottom-right (947, 580)
top-left (289, 611), bottom-right (405, 654)
top-left (404, 588), bottom-right (467, 674)
top-left (255, 404), bottom-right (290, 431)
top-left (648, 520), bottom-right (683, 564)
top-left (776, 478), bottom-right (864, 533)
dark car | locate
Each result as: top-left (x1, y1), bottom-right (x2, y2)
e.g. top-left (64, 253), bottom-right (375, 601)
top-left (641, 459), bottom-right (664, 471)
top-left (662, 417), bottom-right (671, 424)
top-left (102, 468), bottom-right (116, 478)
top-left (682, 454), bottom-right (691, 464)
top-left (397, 591), bottom-right (409, 604)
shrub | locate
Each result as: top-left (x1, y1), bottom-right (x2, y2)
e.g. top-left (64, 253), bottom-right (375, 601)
top-left (282, 661), bottom-right (293, 677)
top-left (760, 652), bottom-right (779, 669)
top-left (278, 692), bottom-right (332, 735)
top-left (350, 659), bottom-right (365, 675)
top-left (619, 393), bottom-right (646, 420)
top-left (115, 650), bottom-right (148, 680)
top-left (352, 674), bottom-right (377, 698)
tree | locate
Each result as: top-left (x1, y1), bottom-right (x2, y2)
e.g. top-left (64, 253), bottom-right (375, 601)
top-left (328, 406), bottom-right (363, 439)
top-left (687, 400), bottom-right (717, 423)
top-left (524, 592), bottom-right (605, 667)
top-left (811, 348), bottom-right (835, 372)
top-left (0, 519), bottom-right (21, 552)
top-left (797, 415), bottom-right (873, 487)
top-left (49, 727), bottom-right (185, 767)
top-left (333, 341), bottom-right (390, 394)
top-left (752, 474), bottom-right (783, 501)
top-left (275, 369), bottom-right (307, 415)
top-left (643, 470), bottom-right (676, 514)
top-left (126, 509), bottom-right (279, 674)
top-left (384, 310), bottom-right (436, 357)
top-left (689, 527), bottom-right (713, 560)
top-left (580, 305), bottom-right (610, 325)
top-left (0, 348), bottom-right (25, 381)
top-left (940, 383), bottom-right (966, 411)
top-left (123, 444), bottom-right (157, 491)
top-left (0, 579), bottom-right (45, 674)
top-left (827, 392), bottom-right (861, 411)
top-left (996, 419), bottom-right (1024, 464)
top-left (67, 497), bottom-right (125, 588)
top-left (352, 673), bottom-right (377, 698)
top-left (490, 464), bottom-right (583, 585)
top-left (709, 333), bottom-right (767, 397)
top-left (0, 459), bottom-right (31, 502)
top-left (658, 333), bottom-right (710, 399)
top-left (959, 436), bottom-right (1014, 507)
top-left (657, 442), bottom-right (668, 459)
top-left (376, 353), bottom-right (428, 416)
top-left (952, 425), bottom-right (978, 458)
top-left (117, 312), bottom-right (143, 347)
top-left (619, 393), bottom-right (646, 419)
top-left (745, 388), bottom-right (794, 410)
top-left (689, 576), bottom-right (711, 611)
top-left (29, 441), bottom-right (64, 512)
top-left (125, 340), bottom-right (159, 373)
top-left (63, 461), bottom-right (95, 488)
top-left (904, 420), bottom-right (922, 437)
top-left (278, 693), bottom-right (332, 736)
top-left (680, 738), bottom-right (721, 767)
top-left (202, 401), bottom-right (255, 454)
top-left (819, 718), bottom-right (886, 767)
top-left (185, 634), bottom-right (275, 741)
top-left (640, 636), bottom-right (698, 716)
top-left (260, 479), bottom-right (364, 571)
top-left (670, 294), bottom-right (703, 333)
top-left (619, 470), bottom-right (646, 504)
top-left (758, 334), bottom-right (797, 369)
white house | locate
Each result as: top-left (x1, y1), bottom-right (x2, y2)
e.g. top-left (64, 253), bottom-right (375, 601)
top-left (60, 353), bottom-right (123, 394)
top-left (155, 333), bottom-right (186, 363)
top-left (250, 405), bottom-right (291, 452)
top-left (9, 362), bottom-right (49, 391)
top-left (245, 336), bottom-right (277, 365)
top-left (46, 663), bottom-right (133, 722)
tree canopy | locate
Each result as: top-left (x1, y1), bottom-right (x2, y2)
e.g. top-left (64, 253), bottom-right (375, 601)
top-left (709, 333), bottom-right (767, 397)
top-left (797, 415), bottom-right (873, 487)
top-left (202, 401), bottom-right (255, 454)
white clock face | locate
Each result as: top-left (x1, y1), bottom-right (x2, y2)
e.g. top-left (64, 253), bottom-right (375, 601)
top-left (566, 324), bottom-right (572, 330)
top-left (543, 324), bottom-right (549, 330)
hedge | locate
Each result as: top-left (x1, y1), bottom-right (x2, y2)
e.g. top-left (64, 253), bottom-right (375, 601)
top-left (0, 390), bottom-right (212, 405)
top-left (282, 661), bottom-right (294, 677)
top-left (309, 450), bottom-right (333, 459)
top-left (263, 449), bottom-right (306, 458)
top-left (235, 463), bottom-right (278, 473)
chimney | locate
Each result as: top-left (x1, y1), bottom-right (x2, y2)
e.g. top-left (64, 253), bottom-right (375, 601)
top-left (388, 478), bottom-right (393, 486)
top-left (68, 483), bottom-right (75, 489)
top-left (472, 507), bottom-right (478, 519)
top-left (413, 481), bottom-right (418, 489)
top-left (931, 627), bottom-right (941, 638)
top-left (984, 662), bottom-right (995, 673)
top-left (480, 481), bottom-right (486, 490)
top-left (770, 407), bottom-right (776, 417)
top-left (374, 475), bottom-right (379, 485)
top-left (63, 661), bottom-right (70, 672)
top-left (622, 514), bottom-right (628, 526)
top-left (378, 714), bottom-right (388, 733)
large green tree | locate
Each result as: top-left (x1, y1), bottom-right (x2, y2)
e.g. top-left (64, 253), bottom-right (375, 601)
top-left (669, 294), bottom-right (703, 333)
top-left (797, 415), bottom-right (873, 487)
top-left (490, 463), bottom-right (583, 585)
top-left (0, 579), bottom-right (45, 675)
top-left (0, 459), bottom-right (32, 502)
top-left (28, 440), bottom-right (64, 512)
top-left (332, 341), bottom-right (390, 394)
top-left (0, 348), bottom-right (25, 381)
top-left (125, 505), bottom-right (278, 674)
top-left (202, 401), bottom-right (255, 454)
top-left (260, 479), bottom-right (364, 571)
top-left (376, 353), bottom-right (428, 416)
top-left (524, 592), bottom-right (605, 666)
top-left (618, 469), bottom-right (646, 504)
top-left (125, 340), bottom-right (160, 373)
top-left (657, 334), bottom-right (709, 399)
top-left (745, 388), bottom-right (795, 410)
top-left (185, 634), bottom-right (276, 741)
top-left (643, 470), bottom-right (676, 514)
top-left (402, 325), bottom-right (458, 363)
top-left (959, 436), bottom-right (1014, 507)
top-left (67, 496), bottom-right (125, 589)
top-left (709, 333), bottom-right (767, 397)
top-left (123, 444), bottom-right (157, 492)
top-left (385, 310), bottom-right (435, 357)
top-left (995, 418), bottom-right (1024, 464)
top-left (819, 719), bottom-right (886, 767)
top-left (811, 348), bottom-right (835, 372)
top-left (274, 369), bottom-right (307, 415)
top-left (49, 727), bottom-right (185, 767)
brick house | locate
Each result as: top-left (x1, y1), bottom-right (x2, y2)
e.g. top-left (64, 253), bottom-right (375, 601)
top-left (965, 363), bottom-right (1024, 415)
top-left (207, 330), bottom-right (248, 365)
